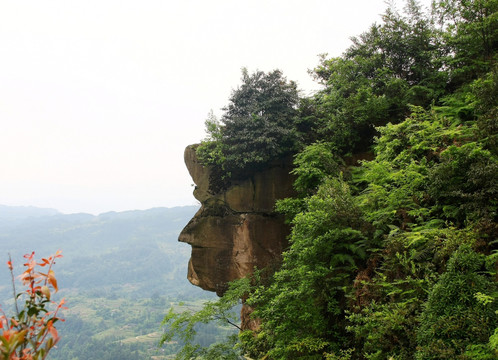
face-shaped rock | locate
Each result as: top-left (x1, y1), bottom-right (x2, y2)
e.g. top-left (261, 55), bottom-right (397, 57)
top-left (179, 145), bottom-right (295, 296)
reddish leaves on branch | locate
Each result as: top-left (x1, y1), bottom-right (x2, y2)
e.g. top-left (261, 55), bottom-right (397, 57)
top-left (0, 251), bottom-right (66, 360)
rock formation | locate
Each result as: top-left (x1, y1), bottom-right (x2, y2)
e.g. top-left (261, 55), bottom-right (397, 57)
top-left (179, 145), bottom-right (295, 300)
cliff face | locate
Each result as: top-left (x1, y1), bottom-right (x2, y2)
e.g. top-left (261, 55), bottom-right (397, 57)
top-left (179, 145), bottom-right (295, 298)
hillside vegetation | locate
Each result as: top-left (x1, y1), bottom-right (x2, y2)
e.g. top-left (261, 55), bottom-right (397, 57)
top-left (0, 206), bottom-right (231, 359)
top-left (167, 1), bottom-right (498, 359)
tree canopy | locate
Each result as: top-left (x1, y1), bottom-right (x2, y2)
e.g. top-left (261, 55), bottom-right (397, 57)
top-left (197, 68), bottom-right (300, 185)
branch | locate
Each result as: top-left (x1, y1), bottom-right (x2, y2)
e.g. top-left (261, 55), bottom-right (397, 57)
top-left (215, 315), bottom-right (242, 331)
top-left (8, 253), bottom-right (19, 316)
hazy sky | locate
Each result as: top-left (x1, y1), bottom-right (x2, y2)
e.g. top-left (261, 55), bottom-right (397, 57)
top-left (0, 0), bottom-right (432, 215)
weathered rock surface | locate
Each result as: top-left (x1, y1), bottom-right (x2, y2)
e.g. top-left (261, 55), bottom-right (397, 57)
top-left (179, 145), bottom-right (295, 299)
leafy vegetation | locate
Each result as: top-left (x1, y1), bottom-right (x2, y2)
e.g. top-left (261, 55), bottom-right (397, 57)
top-left (196, 68), bottom-right (301, 190)
top-left (0, 251), bottom-right (65, 359)
top-left (0, 206), bottom-right (231, 359)
top-left (160, 278), bottom-right (250, 360)
top-left (171, 0), bottom-right (498, 359)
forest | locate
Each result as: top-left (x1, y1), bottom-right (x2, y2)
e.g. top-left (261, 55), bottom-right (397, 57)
top-left (164, 1), bottom-right (498, 359)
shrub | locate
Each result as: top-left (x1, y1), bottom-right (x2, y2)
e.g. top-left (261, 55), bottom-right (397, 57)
top-left (0, 251), bottom-right (66, 360)
top-left (416, 245), bottom-right (497, 359)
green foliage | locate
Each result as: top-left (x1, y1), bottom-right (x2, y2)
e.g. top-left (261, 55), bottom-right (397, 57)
top-left (347, 301), bottom-right (421, 360)
top-left (245, 177), bottom-right (368, 359)
top-left (309, 56), bottom-right (398, 153)
top-left (429, 142), bottom-right (498, 224)
top-left (196, 111), bottom-right (226, 170)
top-left (197, 69), bottom-right (301, 186)
top-left (308, 1), bottom-right (448, 154)
top-left (346, 94), bottom-right (496, 359)
top-left (262, 76), bottom-right (495, 360)
top-left (432, 0), bottom-right (498, 85)
top-left (345, 227), bottom-right (484, 359)
top-left (165, 334), bottom-right (241, 360)
top-left (354, 104), bottom-right (498, 240)
top-left (472, 65), bottom-right (498, 152)
top-left (416, 245), bottom-right (497, 359)
top-left (354, 108), bottom-right (442, 235)
top-left (291, 142), bottom-right (343, 196)
top-left (324, 348), bottom-right (354, 360)
top-left (160, 278), bottom-right (251, 359)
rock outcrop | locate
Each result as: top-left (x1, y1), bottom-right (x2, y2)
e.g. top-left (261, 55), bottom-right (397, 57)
top-left (179, 145), bottom-right (295, 299)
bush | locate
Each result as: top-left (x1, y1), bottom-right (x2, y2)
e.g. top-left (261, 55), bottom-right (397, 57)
top-left (416, 245), bottom-right (497, 359)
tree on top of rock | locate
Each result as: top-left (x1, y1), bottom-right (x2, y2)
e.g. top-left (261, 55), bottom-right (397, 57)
top-left (198, 68), bottom-right (301, 182)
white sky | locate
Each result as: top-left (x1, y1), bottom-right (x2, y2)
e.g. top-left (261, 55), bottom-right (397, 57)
top-left (0, 0), bottom-right (432, 215)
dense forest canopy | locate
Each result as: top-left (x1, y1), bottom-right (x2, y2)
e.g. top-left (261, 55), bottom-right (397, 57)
top-left (165, 0), bottom-right (497, 359)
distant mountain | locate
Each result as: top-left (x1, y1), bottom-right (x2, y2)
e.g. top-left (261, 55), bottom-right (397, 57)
top-left (0, 204), bottom-right (60, 225)
top-left (0, 205), bottom-right (202, 298)
top-left (0, 205), bottom-right (221, 359)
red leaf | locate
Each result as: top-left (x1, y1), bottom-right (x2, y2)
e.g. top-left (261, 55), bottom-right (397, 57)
top-left (48, 270), bottom-right (58, 292)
